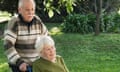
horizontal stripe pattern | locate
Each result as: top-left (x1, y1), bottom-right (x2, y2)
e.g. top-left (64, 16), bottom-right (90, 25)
top-left (4, 30), bottom-right (17, 45)
top-left (5, 47), bottom-right (20, 64)
top-left (16, 39), bottom-right (35, 44)
top-left (4, 30), bottom-right (17, 38)
top-left (19, 53), bottom-right (39, 58)
top-left (18, 30), bottom-right (41, 36)
top-left (4, 15), bottom-right (48, 64)
top-left (17, 34), bottom-right (40, 40)
top-left (15, 44), bottom-right (35, 49)
top-left (16, 49), bottom-right (38, 53)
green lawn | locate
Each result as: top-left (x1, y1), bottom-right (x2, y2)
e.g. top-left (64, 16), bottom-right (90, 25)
top-left (53, 33), bottom-right (120, 72)
top-left (0, 23), bottom-right (120, 72)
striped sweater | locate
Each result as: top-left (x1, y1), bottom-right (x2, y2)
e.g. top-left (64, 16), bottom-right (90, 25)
top-left (4, 15), bottom-right (48, 66)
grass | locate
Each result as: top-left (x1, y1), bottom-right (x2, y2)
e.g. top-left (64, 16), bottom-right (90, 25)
top-left (53, 33), bottom-right (120, 72)
top-left (0, 38), bottom-right (11, 72)
top-left (0, 23), bottom-right (120, 72)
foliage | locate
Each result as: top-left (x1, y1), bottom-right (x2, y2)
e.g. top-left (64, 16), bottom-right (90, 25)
top-left (0, 0), bottom-right (76, 17)
top-left (43, 0), bottom-right (76, 17)
top-left (0, 38), bottom-right (11, 72)
top-left (74, 0), bottom-right (120, 14)
top-left (101, 12), bottom-right (115, 32)
top-left (0, 0), bottom-right (18, 14)
top-left (108, 13), bottom-right (120, 33)
top-left (0, 0), bottom-right (120, 23)
top-left (61, 12), bottom-right (120, 34)
top-left (0, 22), bottom-right (7, 35)
top-left (61, 13), bottom-right (95, 34)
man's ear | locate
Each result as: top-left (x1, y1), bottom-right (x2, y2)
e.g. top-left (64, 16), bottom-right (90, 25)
top-left (18, 8), bottom-right (21, 14)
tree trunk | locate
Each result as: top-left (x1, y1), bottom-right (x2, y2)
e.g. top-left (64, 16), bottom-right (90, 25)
top-left (94, 0), bottom-right (102, 36)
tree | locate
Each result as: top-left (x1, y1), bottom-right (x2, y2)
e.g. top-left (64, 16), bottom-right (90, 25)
top-left (94, 0), bottom-right (102, 35)
top-left (0, 0), bottom-right (18, 14)
top-left (0, 0), bottom-right (76, 17)
top-left (43, 0), bottom-right (76, 18)
top-left (73, 0), bottom-right (120, 35)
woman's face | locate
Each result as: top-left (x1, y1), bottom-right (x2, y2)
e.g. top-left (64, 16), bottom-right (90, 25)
top-left (41, 44), bottom-right (56, 61)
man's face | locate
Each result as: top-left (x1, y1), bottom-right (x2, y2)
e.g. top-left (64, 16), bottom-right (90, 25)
top-left (41, 44), bottom-right (56, 61)
top-left (18, 2), bottom-right (35, 22)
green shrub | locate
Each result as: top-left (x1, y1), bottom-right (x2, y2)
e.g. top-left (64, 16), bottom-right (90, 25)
top-left (102, 12), bottom-right (120, 33)
top-left (61, 13), bottom-right (94, 34)
top-left (101, 12), bottom-right (115, 32)
top-left (61, 12), bottom-right (120, 34)
top-left (0, 22), bottom-right (7, 35)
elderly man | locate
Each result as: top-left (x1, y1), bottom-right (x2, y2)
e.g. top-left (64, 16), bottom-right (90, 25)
top-left (4, 0), bottom-right (48, 72)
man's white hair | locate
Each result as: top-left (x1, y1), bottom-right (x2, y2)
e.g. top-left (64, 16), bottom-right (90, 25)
top-left (35, 36), bottom-right (55, 53)
top-left (18, 0), bottom-right (36, 8)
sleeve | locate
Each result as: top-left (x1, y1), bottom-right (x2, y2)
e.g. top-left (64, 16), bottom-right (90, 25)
top-left (60, 56), bottom-right (69, 72)
top-left (4, 17), bottom-right (24, 65)
top-left (41, 23), bottom-right (49, 35)
top-left (35, 15), bottom-right (49, 35)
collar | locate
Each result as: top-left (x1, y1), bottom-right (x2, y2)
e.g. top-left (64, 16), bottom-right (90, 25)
top-left (18, 14), bottom-right (35, 26)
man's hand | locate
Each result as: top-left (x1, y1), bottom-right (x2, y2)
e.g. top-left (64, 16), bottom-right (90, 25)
top-left (19, 62), bottom-right (28, 72)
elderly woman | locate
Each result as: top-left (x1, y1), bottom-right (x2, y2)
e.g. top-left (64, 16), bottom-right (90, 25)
top-left (33, 36), bottom-right (69, 72)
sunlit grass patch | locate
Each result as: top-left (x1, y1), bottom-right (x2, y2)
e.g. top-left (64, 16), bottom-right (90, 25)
top-left (0, 62), bottom-right (8, 68)
top-left (0, 62), bottom-right (11, 72)
top-left (49, 26), bottom-right (63, 35)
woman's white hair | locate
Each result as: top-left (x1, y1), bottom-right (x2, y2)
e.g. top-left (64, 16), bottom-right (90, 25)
top-left (35, 36), bottom-right (55, 53)
top-left (18, 0), bottom-right (36, 8)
